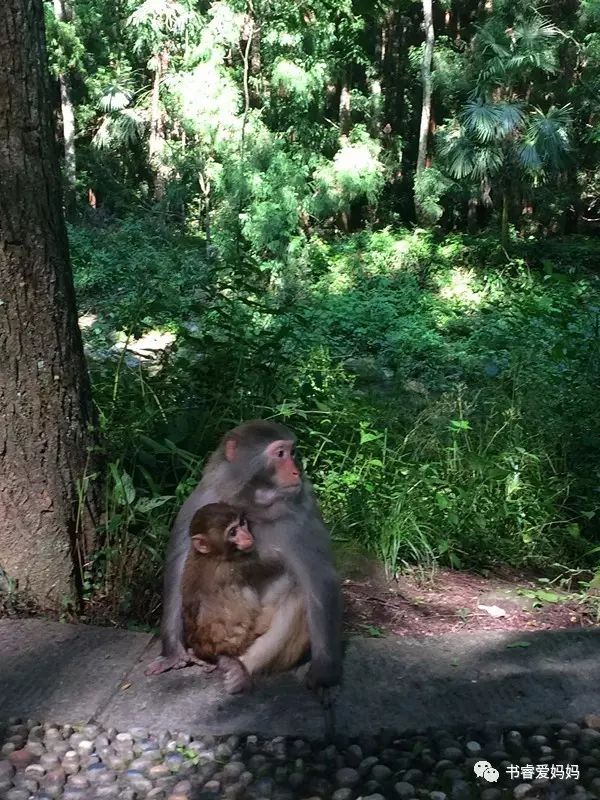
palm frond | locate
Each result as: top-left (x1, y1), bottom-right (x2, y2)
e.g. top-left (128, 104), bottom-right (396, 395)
top-left (525, 105), bottom-right (572, 167)
top-left (471, 145), bottom-right (504, 179)
top-left (99, 85), bottom-right (132, 112)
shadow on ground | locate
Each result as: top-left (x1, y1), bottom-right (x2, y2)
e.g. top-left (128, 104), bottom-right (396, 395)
top-left (1, 620), bottom-right (600, 736)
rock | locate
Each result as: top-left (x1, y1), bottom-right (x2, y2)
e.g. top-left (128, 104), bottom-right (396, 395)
top-left (430, 793), bottom-right (448, 800)
top-left (248, 755), bottom-right (268, 772)
top-left (0, 760), bottom-right (15, 779)
top-left (307, 776), bottom-right (332, 795)
top-left (372, 764), bottom-right (393, 782)
top-left (288, 772), bottom-right (304, 789)
top-left (223, 761), bottom-right (246, 783)
top-left (585, 716), bottom-right (600, 730)
top-left (450, 779), bottom-right (471, 800)
top-left (5, 789), bottom-right (30, 800)
top-left (332, 789), bottom-right (353, 800)
top-left (464, 742), bottom-right (481, 757)
top-left (480, 790), bottom-right (502, 800)
top-left (359, 756), bottom-right (379, 775)
top-left (442, 748), bottom-right (463, 763)
top-left (336, 767), bottom-right (360, 788)
top-left (363, 795), bottom-right (386, 800)
top-left (67, 774), bottom-right (89, 789)
top-left (172, 779), bottom-right (193, 795)
top-left (40, 754), bottom-right (59, 770)
top-left (130, 756), bottom-right (153, 773)
top-left (94, 787), bottom-right (121, 798)
top-left (581, 729), bottom-right (600, 750)
top-left (76, 740), bottom-right (94, 757)
top-left (513, 784), bottom-right (533, 800)
top-left (248, 776), bottom-right (273, 796)
top-left (165, 753), bottom-right (185, 772)
top-left (25, 741), bottom-right (45, 757)
top-left (68, 734), bottom-right (85, 749)
top-left (345, 745), bottom-right (363, 767)
top-left (404, 769), bottom-right (424, 785)
top-left (8, 749), bottom-right (34, 770)
top-left (527, 735), bottom-right (547, 750)
top-left (272, 789), bottom-right (295, 800)
top-left (395, 781), bottom-right (416, 799)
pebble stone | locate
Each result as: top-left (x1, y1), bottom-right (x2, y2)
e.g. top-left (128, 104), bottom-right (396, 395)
top-left (0, 718), bottom-right (599, 800)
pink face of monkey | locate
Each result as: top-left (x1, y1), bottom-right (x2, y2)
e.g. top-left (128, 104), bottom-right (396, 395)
top-left (225, 436), bottom-right (301, 491)
top-left (190, 507), bottom-right (254, 557)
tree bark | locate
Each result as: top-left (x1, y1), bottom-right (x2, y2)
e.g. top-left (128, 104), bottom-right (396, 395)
top-left (149, 49), bottom-right (169, 201)
top-left (415, 0), bottom-right (435, 224)
top-left (0, 0), bottom-right (98, 607)
top-left (416, 0), bottom-right (434, 175)
top-left (501, 188), bottom-right (510, 248)
top-left (339, 80), bottom-right (351, 136)
top-left (52, 0), bottom-right (76, 215)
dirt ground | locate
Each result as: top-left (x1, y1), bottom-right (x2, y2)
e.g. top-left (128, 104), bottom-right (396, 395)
top-left (342, 559), bottom-right (599, 638)
top-left (3, 551), bottom-right (599, 640)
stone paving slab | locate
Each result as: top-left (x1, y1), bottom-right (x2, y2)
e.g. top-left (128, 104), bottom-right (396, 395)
top-left (0, 619), bottom-right (151, 725)
top-left (1, 619), bottom-right (600, 736)
top-left (98, 638), bottom-right (326, 737)
top-left (337, 628), bottom-right (600, 734)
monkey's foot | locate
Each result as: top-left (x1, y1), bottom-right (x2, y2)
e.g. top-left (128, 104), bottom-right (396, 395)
top-left (305, 657), bottom-right (342, 690)
top-left (187, 649), bottom-right (218, 673)
top-left (145, 648), bottom-right (209, 676)
top-left (218, 656), bottom-right (252, 694)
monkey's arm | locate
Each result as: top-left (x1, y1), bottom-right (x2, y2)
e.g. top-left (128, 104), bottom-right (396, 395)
top-left (271, 517), bottom-right (343, 688)
top-left (145, 484), bottom-right (219, 676)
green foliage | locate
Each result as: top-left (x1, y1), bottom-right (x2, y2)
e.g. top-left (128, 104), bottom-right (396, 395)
top-left (69, 219), bottom-right (600, 622)
top-left (311, 128), bottom-right (385, 217)
top-left (414, 167), bottom-right (454, 225)
top-left (38, 0), bottom-right (600, 621)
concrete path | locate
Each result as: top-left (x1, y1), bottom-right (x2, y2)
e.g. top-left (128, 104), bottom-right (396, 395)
top-left (1, 619), bottom-right (599, 737)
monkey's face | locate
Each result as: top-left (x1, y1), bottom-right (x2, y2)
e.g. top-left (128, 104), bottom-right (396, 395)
top-left (263, 439), bottom-right (302, 491)
top-left (190, 506), bottom-right (255, 559)
top-left (224, 515), bottom-right (254, 555)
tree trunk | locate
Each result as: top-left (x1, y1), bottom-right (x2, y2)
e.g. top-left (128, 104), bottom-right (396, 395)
top-left (149, 49), bottom-right (169, 201)
top-left (468, 196), bottom-right (478, 233)
top-left (0, 0), bottom-right (98, 607)
top-left (52, 0), bottom-right (76, 216)
top-left (339, 80), bottom-right (351, 136)
top-left (501, 188), bottom-right (510, 248)
top-left (415, 0), bottom-right (434, 225)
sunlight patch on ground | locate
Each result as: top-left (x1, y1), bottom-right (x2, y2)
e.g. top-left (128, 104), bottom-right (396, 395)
top-left (439, 267), bottom-right (484, 306)
top-left (78, 313), bottom-right (98, 330)
top-left (112, 330), bottom-right (177, 359)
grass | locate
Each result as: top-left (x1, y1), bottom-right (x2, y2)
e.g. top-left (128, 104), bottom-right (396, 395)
top-left (69, 218), bottom-right (600, 624)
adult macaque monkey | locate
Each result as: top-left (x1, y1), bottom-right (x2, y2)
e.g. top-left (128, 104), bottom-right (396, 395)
top-left (146, 420), bottom-right (343, 689)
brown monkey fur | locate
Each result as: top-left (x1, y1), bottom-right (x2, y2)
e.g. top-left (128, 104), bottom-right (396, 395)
top-left (147, 420), bottom-right (341, 689)
top-left (181, 502), bottom-right (309, 692)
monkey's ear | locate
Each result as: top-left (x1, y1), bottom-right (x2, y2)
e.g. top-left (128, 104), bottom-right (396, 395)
top-left (191, 534), bottom-right (211, 554)
top-left (224, 438), bottom-right (237, 462)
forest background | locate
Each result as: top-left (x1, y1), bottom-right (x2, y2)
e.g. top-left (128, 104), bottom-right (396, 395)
top-left (23, 0), bottom-right (600, 625)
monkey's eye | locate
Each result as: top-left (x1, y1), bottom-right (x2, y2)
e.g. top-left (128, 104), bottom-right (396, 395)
top-left (291, 448), bottom-right (296, 458)
top-left (276, 449), bottom-right (285, 458)
top-left (227, 526), bottom-right (238, 539)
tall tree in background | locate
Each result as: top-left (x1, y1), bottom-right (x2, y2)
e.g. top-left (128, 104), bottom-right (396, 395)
top-left (52, 0), bottom-right (77, 213)
top-left (415, 0), bottom-right (435, 225)
top-left (0, 0), bottom-right (98, 606)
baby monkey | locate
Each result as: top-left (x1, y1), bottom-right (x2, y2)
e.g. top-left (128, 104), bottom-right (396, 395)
top-left (181, 502), bottom-right (270, 693)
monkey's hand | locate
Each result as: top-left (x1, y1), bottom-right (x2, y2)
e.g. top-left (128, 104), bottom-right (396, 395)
top-left (219, 656), bottom-right (252, 694)
top-left (145, 646), bottom-right (209, 676)
top-left (306, 657), bottom-right (342, 690)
